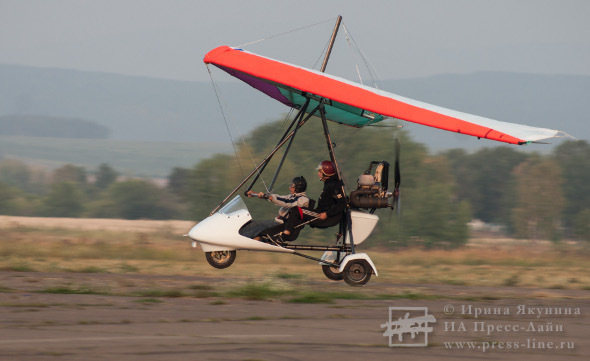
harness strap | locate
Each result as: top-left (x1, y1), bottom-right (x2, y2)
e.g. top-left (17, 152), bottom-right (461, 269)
top-left (301, 209), bottom-right (320, 217)
top-left (297, 207), bottom-right (304, 219)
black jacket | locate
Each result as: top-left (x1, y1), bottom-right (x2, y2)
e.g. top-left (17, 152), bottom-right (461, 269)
top-left (316, 175), bottom-right (346, 217)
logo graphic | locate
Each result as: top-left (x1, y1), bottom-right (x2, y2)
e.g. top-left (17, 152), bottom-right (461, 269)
top-left (382, 307), bottom-right (437, 347)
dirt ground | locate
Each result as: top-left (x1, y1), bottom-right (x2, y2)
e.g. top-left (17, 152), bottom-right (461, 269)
top-left (0, 271), bottom-right (588, 361)
top-left (0, 215), bottom-right (588, 360)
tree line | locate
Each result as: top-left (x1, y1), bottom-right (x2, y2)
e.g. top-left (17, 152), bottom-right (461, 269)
top-left (1, 116), bottom-right (588, 247)
top-left (0, 162), bottom-right (183, 220)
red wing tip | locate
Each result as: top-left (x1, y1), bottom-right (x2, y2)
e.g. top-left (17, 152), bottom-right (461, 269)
top-left (203, 45), bottom-right (233, 64)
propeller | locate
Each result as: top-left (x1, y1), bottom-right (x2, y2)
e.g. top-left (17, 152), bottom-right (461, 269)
top-left (393, 137), bottom-right (401, 216)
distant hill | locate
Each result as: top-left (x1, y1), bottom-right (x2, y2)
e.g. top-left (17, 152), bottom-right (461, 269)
top-left (0, 114), bottom-right (110, 139)
top-left (0, 135), bottom-right (230, 178)
top-left (0, 64), bottom-right (283, 143)
top-left (0, 64), bottom-right (587, 152)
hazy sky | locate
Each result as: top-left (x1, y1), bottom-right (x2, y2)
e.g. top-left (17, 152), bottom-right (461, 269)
top-left (1, 0), bottom-right (589, 82)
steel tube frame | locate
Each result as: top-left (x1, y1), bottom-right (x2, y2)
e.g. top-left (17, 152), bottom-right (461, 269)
top-left (292, 251), bottom-right (339, 266)
top-left (285, 244), bottom-right (351, 252)
top-left (320, 15), bottom-right (342, 73)
top-left (245, 99), bottom-right (311, 193)
top-left (267, 99), bottom-right (311, 192)
top-left (209, 102), bottom-right (319, 215)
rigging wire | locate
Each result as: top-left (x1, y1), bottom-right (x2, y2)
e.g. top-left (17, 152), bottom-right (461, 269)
top-left (342, 23), bottom-right (383, 91)
top-left (206, 65), bottom-right (244, 177)
top-left (206, 64), bottom-right (271, 191)
top-left (252, 108), bottom-right (297, 193)
top-left (274, 108), bottom-right (295, 150)
top-left (312, 37), bottom-right (332, 70)
top-left (271, 122), bottom-right (372, 192)
top-left (237, 17), bottom-right (337, 48)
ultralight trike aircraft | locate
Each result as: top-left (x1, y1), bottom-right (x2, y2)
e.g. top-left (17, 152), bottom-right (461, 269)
top-left (187, 16), bottom-right (567, 286)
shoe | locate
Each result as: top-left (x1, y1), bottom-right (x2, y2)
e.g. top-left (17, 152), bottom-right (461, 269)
top-left (259, 235), bottom-right (272, 244)
top-left (265, 234), bottom-right (287, 246)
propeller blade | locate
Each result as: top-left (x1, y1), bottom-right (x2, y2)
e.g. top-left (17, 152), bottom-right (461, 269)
top-left (393, 137), bottom-right (401, 214)
top-left (394, 137), bottom-right (401, 189)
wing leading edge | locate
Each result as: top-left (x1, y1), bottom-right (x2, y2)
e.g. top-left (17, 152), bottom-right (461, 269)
top-left (204, 45), bottom-right (561, 145)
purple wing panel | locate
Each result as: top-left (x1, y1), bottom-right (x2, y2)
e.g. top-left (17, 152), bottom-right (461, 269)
top-left (218, 66), bottom-right (294, 107)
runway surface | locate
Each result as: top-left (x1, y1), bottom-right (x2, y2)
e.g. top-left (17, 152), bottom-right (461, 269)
top-left (0, 271), bottom-right (588, 360)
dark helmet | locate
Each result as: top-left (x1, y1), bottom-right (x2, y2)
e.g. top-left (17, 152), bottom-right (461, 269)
top-left (291, 176), bottom-right (307, 193)
top-left (316, 160), bottom-right (336, 177)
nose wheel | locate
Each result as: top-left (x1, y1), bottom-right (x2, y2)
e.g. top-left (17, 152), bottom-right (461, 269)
top-left (205, 250), bottom-right (236, 269)
top-left (342, 259), bottom-right (372, 286)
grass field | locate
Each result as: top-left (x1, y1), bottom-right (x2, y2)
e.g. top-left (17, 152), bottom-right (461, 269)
top-left (1, 215), bottom-right (589, 299)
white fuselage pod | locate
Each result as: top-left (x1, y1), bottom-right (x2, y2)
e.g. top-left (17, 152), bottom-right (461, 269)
top-left (188, 206), bottom-right (294, 254)
top-left (348, 210), bottom-right (379, 245)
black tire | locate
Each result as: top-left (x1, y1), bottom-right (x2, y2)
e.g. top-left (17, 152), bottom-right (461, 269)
top-left (342, 260), bottom-right (372, 287)
top-left (205, 250), bottom-right (236, 269)
top-left (322, 265), bottom-right (344, 281)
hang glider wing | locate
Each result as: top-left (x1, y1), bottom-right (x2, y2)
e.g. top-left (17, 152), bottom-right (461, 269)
top-left (204, 45), bottom-right (562, 145)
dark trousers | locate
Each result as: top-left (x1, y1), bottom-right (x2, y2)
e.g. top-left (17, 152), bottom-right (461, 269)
top-left (258, 207), bottom-right (342, 241)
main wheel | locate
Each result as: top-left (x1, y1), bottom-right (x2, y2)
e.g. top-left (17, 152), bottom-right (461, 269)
top-left (205, 250), bottom-right (236, 269)
top-left (342, 260), bottom-right (372, 287)
top-left (322, 265), bottom-right (344, 281)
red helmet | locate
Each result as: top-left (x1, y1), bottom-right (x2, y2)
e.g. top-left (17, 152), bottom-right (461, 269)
top-left (316, 160), bottom-right (336, 177)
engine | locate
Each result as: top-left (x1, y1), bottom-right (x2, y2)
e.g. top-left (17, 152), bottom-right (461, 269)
top-left (349, 161), bottom-right (393, 211)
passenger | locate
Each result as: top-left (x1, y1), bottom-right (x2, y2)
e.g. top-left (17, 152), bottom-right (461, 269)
top-left (261, 160), bottom-right (346, 242)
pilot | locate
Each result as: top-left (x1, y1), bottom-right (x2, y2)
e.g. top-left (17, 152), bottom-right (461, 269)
top-left (261, 160), bottom-right (346, 242)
